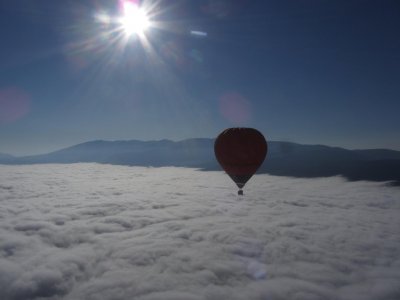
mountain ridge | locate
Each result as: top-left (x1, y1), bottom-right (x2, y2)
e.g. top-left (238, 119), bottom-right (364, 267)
top-left (1, 139), bottom-right (399, 185)
top-left (0, 153), bottom-right (14, 160)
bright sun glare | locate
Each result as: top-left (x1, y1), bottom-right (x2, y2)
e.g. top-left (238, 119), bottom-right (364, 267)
top-left (120, 2), bottom-right (150, 36)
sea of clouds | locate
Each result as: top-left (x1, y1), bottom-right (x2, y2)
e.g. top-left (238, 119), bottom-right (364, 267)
top-left (0, 163), bottom-right (399, 300)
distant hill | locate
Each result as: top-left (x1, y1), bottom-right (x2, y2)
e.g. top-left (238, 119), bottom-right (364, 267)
top-left (1, 139), bottom-right (399, 185)
top-left (0, 153), bottom-right (14, 161)
top-left (6, 139), bottom-right (214, 168)
top-left (353, 149), bottom-right (400, 160)
top-left (257, 142), bottom-right (400, 185)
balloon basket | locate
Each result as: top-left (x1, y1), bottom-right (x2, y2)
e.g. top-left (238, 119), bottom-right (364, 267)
top-left (238, 189), bottom-right (244, 196)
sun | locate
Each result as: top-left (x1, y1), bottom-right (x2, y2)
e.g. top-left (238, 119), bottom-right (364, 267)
top-left (119, 1), bottom-right (150, 36)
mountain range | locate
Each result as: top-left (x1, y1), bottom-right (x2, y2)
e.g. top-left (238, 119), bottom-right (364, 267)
top-left (1, 139), bottom-right (400, 185)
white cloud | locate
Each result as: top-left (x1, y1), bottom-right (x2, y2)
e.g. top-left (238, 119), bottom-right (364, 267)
top-left (0, 164), bottom-right (399, 300)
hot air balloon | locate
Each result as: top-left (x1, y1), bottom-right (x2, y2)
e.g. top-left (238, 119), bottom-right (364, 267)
top-left (214, 128), bottom-right (268, 195)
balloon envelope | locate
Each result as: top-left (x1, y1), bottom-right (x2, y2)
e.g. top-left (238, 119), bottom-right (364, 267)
top-left (214, 128), bottom-right (267, 189)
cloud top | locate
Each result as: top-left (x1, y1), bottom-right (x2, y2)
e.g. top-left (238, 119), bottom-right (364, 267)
top-left (0, 164), bottom-right (399, 300)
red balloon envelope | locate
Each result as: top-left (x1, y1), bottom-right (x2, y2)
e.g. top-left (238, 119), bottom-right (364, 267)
top-left (214, 128), bottom-right (267, 193)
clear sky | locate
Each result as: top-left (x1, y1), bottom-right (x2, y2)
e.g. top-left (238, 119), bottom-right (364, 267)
top-left (0, 0), bottom-right (399, 155)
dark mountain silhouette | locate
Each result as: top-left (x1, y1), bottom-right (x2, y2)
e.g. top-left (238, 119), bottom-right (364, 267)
top-left (353, 149), bottom-right (400, 160)
top-left (1, 139), bottom-right (399, 185)
top-left (1, 139), bottom-right (215, 167)
top-left (256, 142), bottom-right (400, 185)
top-left (0, 153), bottom-right (14, 161)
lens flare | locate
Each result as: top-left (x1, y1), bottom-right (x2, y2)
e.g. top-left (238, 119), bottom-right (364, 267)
top-left (0, 87), bottom-right (31, 123)
top-left (219, 92), bottom-right (252, 125)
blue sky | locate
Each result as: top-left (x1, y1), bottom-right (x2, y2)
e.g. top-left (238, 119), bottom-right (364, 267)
top-left (0, 0), bottom-right (399, 155)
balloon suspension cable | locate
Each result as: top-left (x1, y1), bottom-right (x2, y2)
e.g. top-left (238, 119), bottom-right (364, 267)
top-left (238, 189), bottom-right (244, 196)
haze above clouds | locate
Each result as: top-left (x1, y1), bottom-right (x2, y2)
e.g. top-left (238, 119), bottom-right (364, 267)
top-left (0, 164), bottom-right (399, 300)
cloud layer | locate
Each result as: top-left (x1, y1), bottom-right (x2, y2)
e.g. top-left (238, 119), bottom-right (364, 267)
top-left (0, 164), bottom-right (399, 300)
